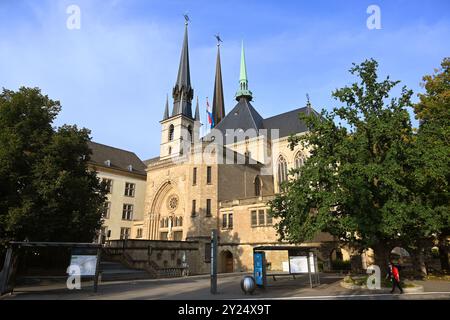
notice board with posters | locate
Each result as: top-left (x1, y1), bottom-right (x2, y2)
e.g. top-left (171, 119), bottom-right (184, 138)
top-left (68, 247), bottom-right (99, 276)
top-left (289, 253), bottom-right (315, 274)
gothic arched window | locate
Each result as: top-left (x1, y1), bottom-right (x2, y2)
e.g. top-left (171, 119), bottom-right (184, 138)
top-left (277, 155), bottom-right (288, 190)
top-left (294, 152), bottom-right (304, 178)
top-left (187, 125), bottom-right (193, 143)
top-left (168, 124), bottom-right (174, 141)
top-left (254, 176), bottom-right (261, 197)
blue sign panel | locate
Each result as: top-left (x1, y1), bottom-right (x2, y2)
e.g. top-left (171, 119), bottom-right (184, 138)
top-left (253, 252), bottom-right (265, 286)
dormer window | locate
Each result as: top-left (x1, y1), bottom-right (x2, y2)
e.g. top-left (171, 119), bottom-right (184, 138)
top-left (127, 165), bottom-right (133, 172)
top-left (105, 160), bottom-right (111, 167)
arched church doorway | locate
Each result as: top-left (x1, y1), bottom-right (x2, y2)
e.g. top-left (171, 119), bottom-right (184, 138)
top-left (220, 250), bottom-right (234, 273)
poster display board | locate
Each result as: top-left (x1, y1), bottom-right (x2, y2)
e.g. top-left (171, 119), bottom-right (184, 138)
top-left (289, 253), bottom-right (315, 274)
top-left (68, 255), bottom-right (98, 276)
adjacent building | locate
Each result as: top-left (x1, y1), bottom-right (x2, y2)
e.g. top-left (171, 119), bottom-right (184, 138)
top-left (87, 141), bottom-right (147, 241)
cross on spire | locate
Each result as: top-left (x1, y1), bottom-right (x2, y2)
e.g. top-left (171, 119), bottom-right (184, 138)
top-left (171, 17), bottom-right (194, 119)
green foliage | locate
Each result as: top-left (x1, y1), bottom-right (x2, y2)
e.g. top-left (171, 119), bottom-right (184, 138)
top-left (0, 87), bottom-right (106, 246)
top-left (411, 58), bottom-right (450, 240)
top-left (269, 59), bottom-right (449, 268)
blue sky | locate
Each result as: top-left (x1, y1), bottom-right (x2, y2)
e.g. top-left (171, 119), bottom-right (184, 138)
top-left (1, 0), bottom-right (449, 159)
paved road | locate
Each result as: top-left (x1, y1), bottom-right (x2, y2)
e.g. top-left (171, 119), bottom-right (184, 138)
top-left (1, 273), bottom-right (449, 300)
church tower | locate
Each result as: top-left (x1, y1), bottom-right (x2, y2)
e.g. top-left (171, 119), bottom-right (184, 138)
top-left (160, 18), bottom-right (197, 159)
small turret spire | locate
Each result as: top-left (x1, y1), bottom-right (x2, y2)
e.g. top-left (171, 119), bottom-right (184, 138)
top-left (235, 41), bottom-right (253, 101)
top-left (163, 94), bottom-right (169, 120)
top-left (306, 93), bottom-right (312, 115)
top-left (194, 96), bottom-right (200, 121)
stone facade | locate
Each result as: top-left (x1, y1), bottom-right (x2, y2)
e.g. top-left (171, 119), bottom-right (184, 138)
top-left (105, 239), bottom-right (211, 275)
top-left (99, 22), bottom-right (347, 274)
top-left (218, 196), bottom-right (336, 273)
top-left (89, 164), bottom-right (146, 241)
top-left (128, 130), bottom-right (342, 273)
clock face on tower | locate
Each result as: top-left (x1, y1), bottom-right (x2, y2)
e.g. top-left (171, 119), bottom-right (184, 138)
top-left (167, 194), bottom-right (179, 211)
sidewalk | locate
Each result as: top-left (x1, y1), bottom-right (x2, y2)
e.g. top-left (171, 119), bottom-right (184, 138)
top-left (1, 273), bottom-right (450, 300)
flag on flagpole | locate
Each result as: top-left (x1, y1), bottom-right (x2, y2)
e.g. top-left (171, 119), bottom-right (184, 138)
top-left (206, 97), bottom-right (214, 129)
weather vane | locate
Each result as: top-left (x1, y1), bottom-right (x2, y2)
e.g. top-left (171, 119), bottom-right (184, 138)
top-left (214, 33), bottom-right (223, 46)
top-left (183, 13), bottom-right (190, 25)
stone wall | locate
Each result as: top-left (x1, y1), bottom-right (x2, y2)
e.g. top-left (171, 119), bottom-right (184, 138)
top-left (106, 239), bottom-right (210, 275)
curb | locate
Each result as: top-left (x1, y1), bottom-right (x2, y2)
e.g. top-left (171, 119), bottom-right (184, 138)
top-left (340, 281), bottom-right (361, 290)
top-left (340, 281), bottom-right (424, 293)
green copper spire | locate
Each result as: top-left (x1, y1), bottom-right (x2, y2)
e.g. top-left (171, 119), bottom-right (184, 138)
top-left (235, 41), bottom-right (252, 101)
top-left (239, 42), bottom-right (247, 82)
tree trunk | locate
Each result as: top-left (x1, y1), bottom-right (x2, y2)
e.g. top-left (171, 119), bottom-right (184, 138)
top-left (410, 247), bottom-right (428, 279)
top-left (350, 254), bottom-right (363, 274)
top-left (438, 234), bottom-right (449, 273)
top-left (372, 243), bottom-right (391, 278)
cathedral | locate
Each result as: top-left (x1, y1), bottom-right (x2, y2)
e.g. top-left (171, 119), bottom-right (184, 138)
top-left (88, 20), bottom-right (349, 273)
top-left (113, 19), bottom-right (341, 273)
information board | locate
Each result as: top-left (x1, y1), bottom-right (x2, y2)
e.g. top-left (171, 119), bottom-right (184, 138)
top-left (69, 255), bottom-right (98, 276)
top-left (289, 254), bottom-right (315, 274)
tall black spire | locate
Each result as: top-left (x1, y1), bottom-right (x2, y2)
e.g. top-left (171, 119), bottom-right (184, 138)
top-left (172, 18), bottom-right (194, 118)
top-left (212, 38), bottom-right (225, 127)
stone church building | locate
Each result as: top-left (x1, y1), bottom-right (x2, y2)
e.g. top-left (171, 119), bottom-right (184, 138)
top-left (126, 21), bottom-right (344, 273)
top-left (91, 21), bottom-right (359, 274)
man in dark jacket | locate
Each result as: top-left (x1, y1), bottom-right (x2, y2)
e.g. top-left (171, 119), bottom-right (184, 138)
top-left (388, 260), bottom-right (404, 294)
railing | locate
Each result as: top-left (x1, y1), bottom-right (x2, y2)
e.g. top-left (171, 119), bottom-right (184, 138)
top-left (102, 246), bottom-right (188, 279)
top-left (158, 267), bottom-right (187, 278)
top-left (147, 260), bottom-right (188, 278)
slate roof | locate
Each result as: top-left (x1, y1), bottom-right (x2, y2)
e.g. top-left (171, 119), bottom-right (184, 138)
top-left (263, 106), bottom-right (314, 138)
top-left (208, 98), bottom-right (318, 141)
top-left (211, 97), bottom-right (264, 137)
top-left (143, 156), bottom-right (160, 166)
top-left (88, 141), bottom-right (147, 176)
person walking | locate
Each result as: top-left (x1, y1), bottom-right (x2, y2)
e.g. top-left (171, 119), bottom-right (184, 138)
top-left (388, 260), bottom-right (404, 294)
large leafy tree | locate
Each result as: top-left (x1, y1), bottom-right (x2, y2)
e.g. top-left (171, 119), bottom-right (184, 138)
top-left (412, 58), bottom-right (450, 272)
top-left (269, 59), bottom-right (421, 275)
top-left (0, 87), bottom-right (106, 248)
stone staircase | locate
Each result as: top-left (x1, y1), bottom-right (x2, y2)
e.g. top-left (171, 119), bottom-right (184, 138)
top-left (100, 246), bottom-right (188, 281)
top-left (99, 261), bottom-right (153, 282)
